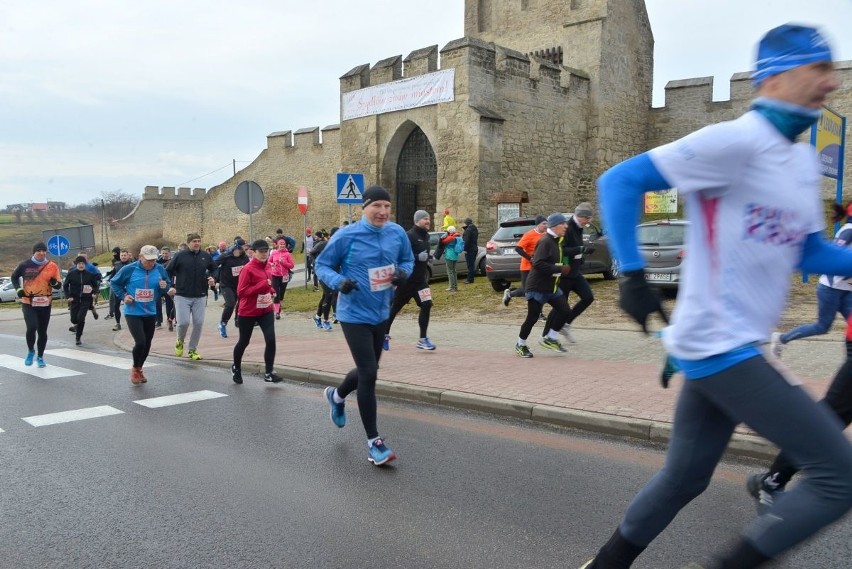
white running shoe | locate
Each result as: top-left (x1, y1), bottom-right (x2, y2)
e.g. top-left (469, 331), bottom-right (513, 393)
top-left (559, 325), bottom-right (576, 344)
top-left (502, 288), bottom-right (511, 307)
top-left (769, 332), bottom-right (784, 359)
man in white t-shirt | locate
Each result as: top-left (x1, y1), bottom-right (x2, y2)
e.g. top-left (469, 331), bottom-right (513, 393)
top-left (579, 24), bottom-right (852, 569)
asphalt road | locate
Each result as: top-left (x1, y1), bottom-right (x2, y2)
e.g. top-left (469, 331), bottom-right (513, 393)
top-left (0, 325), bottom-right (850, 568)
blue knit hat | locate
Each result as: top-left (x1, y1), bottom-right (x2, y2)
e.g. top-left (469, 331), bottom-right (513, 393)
top-left (753, 24), bottom-right (833, 86)
top-left (547, 213), bottom-right (567, 228)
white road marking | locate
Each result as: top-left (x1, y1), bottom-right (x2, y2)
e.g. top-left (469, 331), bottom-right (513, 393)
top-left (44, 349), bottom-right (158, 369)
top-left (0, 355), bottom-right (85, 379)
top-left (134, 390), bottom-right (227, 409)
top-left (22, 405), bottom-right (124, 427)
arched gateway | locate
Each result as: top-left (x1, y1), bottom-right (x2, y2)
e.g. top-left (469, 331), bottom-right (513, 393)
top-left (395, 126), bottom-right (437, 227)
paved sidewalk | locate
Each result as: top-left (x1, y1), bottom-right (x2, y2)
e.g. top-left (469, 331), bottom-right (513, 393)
top-left (105, 300), bottom-right (847, 461)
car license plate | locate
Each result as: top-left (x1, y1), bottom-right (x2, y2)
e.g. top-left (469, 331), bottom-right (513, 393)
top-left (645, 273), bottom-right (671, 281)
top-left (502, 248), bottom-right (518, 255)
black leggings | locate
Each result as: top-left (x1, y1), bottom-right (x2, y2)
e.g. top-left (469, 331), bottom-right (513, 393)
top-left (338, 321), bottom-right (387, 439)
top-left (272, 275), bottom-right (290, 304)
top-left (543, 274), bottom-right (594, 334)
top-left (387, 282), bottom-right (432, 338)
top-left (509, 270), bottom-right (529, 298)
top-left (125, 315), bottom-right (156, 368)
top-left (233, 311), bottom-right (276, 373)
top-left (519, 294), bottom-right (570, 341)
top-left (70, 296), bottom-right (92, 339)
top-left (316, 282), bottom-right (335, 321)
top-left (766, 340), bottom-right (852, 487)
top-left (220, 287), bottom-right (238, 324)
top-left (156, 293), bottom-right (174, 325)
top-left (22, 304), bottom-right (51, 356)
top-left (109, 291), bottom-right (123, 324)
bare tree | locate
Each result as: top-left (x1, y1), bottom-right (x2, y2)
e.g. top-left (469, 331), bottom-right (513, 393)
top-left (87, 191), bottom-right (139, 221)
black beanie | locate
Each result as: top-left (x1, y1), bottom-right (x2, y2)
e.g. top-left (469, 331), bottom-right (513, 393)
top-left (74, 255), bottom-right (87, 264)
top-left (33, 242), bottom-right (47, 253)
top-left (362, 185), bottom-right (391, 206)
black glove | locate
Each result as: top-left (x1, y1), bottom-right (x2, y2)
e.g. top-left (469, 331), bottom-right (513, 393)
top-left (16, 288), bottom-right (24, 298)
top-left (49, 278), bottom-right (61, 289)
top-left (338, 278), bottom-right (358, 294)
top-left (391, 269), bottom-right (408, 286)
top-left (618, 269), bottom-right (669, 334)
top-left (583, 246), bottom-right (596, 256)
top-left (660, 355), bottom-right (677, 389)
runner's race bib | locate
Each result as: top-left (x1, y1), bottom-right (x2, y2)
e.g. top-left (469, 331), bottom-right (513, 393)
top-left (368, 264), bottom-right (395, 292)
top-left (281, 273), bottom-right (290, 283)
top-left (256, 293), bottom-right (273, 309)
top-left (135, 288), bottom-right (154, 302)
top-left (231, 266), bottom-right (243, 277)
top-left (82, 285), bottom-right (92, 294)
top-left (417, 288), bottom-right (432, 302)
top-left (31, 296), bottom-right (50, 307)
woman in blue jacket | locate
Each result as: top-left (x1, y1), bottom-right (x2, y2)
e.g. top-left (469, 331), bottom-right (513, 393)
top-left (315, 186), bottom-right (414, 466)
top-left (111, 245), bottom-right (172, 385)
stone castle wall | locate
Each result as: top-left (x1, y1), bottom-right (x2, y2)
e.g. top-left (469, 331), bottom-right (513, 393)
top-left (650, 61), bottom-right (852, 199)
top-left (110, 186), bottom-right (206, 242)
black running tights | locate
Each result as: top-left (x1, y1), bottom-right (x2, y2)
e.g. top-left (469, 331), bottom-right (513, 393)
top-left (338, 321), bottom-right (387, 439)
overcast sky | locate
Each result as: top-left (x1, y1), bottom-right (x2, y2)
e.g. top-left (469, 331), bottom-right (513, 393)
top-left (2, 0), bottom-right (851, 208)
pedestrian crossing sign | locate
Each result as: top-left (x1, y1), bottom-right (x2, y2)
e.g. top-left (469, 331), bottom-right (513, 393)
top-left (336, 173), bottom-right (365, 204)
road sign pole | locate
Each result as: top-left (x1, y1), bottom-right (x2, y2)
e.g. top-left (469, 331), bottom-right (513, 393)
top-left (248, 190), bottom-right (254, 243)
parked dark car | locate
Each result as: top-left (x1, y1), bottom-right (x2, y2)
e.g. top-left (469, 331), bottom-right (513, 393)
top-left (427, 231), bottom-right (487, 281)
top-left (485, 215), bottom-right (616, 292)
top-left (636, 219), bottom-right (688, 290)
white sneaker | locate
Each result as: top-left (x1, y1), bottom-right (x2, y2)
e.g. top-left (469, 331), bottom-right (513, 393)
top-left (559, 325), bottom-right (576, 344)
top-left (769, 332), bottom-right (784, 359)
top-left (502, 288), bottom-right (511, 307)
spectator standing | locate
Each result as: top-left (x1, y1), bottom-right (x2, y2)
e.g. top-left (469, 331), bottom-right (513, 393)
top-left (440, 225), bottom-right (464, 292)
top-left (63, 255), bottom-right (102, 346)
top-left (11, 242), bottom-right (62, 367)
top-left (385, 210), bottom-right (437, 350)
top-left (581, 24), bottom-right (852, 569)
top-left (166, 232), bottom-right (216, 361)
top-left (462, 217), bottom-right (479, 284)
top-left (231, 240), bottom-right (282, 384)
top-left (442, 208), bottom-right (457, 231)
top-left (215, 243), bottom-right (249, 338)
top-left (111, 246), bottom-right (170, 384)
top-left (316, 185), bottom-right (414, 466)
top-left (268, 238), bottom-right (295, 320)
top-left (543, 203), bottom-right (597, 343)
top-left (503, 215), bottom-right (547, 306)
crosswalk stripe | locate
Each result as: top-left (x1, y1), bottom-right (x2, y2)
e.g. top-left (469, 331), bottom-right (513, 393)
top-left (134, 390), bottom-right (227, 409)
top-left (0, 354), bottom-right (85, 379)
top-left (44, 349), bottom-right (158, 369)
top-left (22, 405), bottom-right (124, 427)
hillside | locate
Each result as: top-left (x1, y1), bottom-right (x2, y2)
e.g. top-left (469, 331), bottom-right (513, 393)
top-left (0, 214), bottom-right (105, 275)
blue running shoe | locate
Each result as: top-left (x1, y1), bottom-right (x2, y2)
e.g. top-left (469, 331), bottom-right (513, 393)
top-left (383, 335), bottom-right (391, 351)
top-left (322, 320), bottom-right (333, 331)
top-left (24, 351), bottom-right (35, 366)
top-left (218, 322), bottom-right (227, 338)
top-left (324, 386), bottom-right (345, 428)
top-left (312, 314), bottom-right (322, 329)
top-left (368, 438), bottom-right (397, 466)
top-left (37, 357), bottom-right (46, 368)
top-left (416, 338), bottom-right (436, 350)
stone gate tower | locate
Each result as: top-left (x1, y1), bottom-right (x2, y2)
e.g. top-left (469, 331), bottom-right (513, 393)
top-left (466, 0), bottom-right (654, 192)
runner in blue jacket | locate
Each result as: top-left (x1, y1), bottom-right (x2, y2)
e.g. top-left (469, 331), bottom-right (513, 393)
top-left (111, 245), bottom-right (172, 385)
top-left (315, 185), bottom-right (414, 466)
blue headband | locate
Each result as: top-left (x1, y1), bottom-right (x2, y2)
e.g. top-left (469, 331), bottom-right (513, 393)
top-left (753, 24), bottom-right (832, 86)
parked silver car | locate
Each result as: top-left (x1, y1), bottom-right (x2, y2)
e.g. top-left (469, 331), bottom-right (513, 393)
top-left (0, 280), bottom-right (18, 303)
top-left (637, 219), bottom-right (688, 290)
top-left (484, 215), bottom-right (616, 292)
top-left (427, 231), bottom-right (487, 281)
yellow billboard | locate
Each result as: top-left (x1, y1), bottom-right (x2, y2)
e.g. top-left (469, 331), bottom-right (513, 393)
top-left (644, 188), bottom-right (678, 214)
top-left (813, 107), bottom-right (845, 180)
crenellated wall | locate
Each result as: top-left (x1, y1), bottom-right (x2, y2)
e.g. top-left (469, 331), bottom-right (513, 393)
top-left (649, 61), bottom-right (852, 199)
top-left (111, 186), bottom-right (208, 241)
top-left (200, 125), bottom-right (342, 244)
top-left (340, 35), bottom-right (591, 235)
